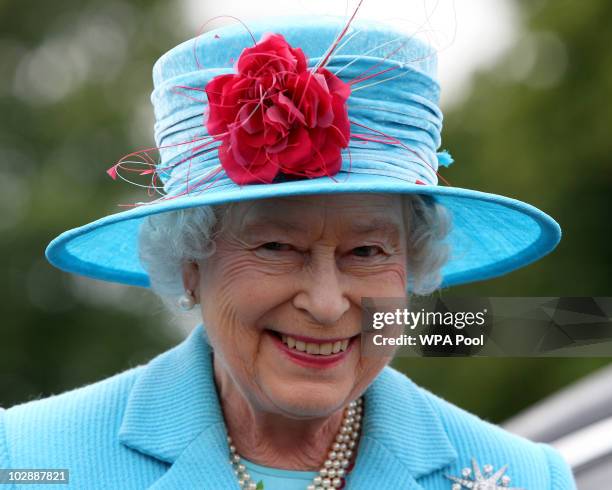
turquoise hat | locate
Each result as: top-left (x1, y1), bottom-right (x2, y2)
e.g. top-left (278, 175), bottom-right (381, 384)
top-left (45, 16), bottom-right (561, 289)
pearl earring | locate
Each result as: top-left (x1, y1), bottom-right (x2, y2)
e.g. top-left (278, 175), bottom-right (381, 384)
top-left (177, 289), bottom-right (196, 311)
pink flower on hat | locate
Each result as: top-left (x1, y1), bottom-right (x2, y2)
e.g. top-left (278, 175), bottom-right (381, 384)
top-left (205, 33), bottom-right (351, 185)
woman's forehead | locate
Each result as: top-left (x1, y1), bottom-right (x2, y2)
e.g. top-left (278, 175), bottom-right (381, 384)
top-left (239, 193), bottom-right (402, 214)
top-left (229, 194), bottom-right (404, 235)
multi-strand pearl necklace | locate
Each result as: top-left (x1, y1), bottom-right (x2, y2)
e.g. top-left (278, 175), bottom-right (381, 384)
top-left (228, 397), bottom-right (363, 490)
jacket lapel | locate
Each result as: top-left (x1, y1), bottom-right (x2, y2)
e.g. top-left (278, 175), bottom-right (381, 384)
top-left (118, 323), bottom-right (238, 489)
top-left (148, 423), bottom-right (238, 489)
top-left (118, 324), bottom-right (457, 489)
top-left (348, 367), bottom-right (458, 489)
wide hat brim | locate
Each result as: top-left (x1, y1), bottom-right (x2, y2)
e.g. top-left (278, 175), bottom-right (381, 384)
top-left (45, 172), bottom-right (561, 290)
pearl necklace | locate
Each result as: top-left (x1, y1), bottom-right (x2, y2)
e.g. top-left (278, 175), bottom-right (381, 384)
top-left (228, 397), bottom-right (363, 490)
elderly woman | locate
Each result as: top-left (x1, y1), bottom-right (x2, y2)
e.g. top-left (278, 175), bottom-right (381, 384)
top-left (1, 15), bottom-right (575, 490)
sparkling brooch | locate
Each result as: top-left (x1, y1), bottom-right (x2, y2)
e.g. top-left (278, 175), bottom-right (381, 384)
top-left (445, 458), bottom-right (525, 489)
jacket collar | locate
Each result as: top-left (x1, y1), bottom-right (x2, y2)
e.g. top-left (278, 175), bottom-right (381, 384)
top-left (118, 324), bottom-right (457, 489)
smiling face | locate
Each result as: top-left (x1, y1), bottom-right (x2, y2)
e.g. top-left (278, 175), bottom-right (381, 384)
top-left (187, 193), bottom-right (408, 418)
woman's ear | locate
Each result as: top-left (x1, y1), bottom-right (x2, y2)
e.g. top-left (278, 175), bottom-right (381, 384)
top-left (181, 261), bottom-right (200, 299)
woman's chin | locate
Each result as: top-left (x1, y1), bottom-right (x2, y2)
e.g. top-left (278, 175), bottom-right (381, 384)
top-left (261, 380), bottom-right (354, 419)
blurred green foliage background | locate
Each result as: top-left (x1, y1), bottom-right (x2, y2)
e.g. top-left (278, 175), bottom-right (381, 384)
top-left (1, 0), bottom-right (610, 424)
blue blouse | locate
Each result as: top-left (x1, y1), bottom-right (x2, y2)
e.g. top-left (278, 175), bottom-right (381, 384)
top-left (242, 458), bottom-right (318, 490)
top-left (0, 323), bottom-right (576, 489)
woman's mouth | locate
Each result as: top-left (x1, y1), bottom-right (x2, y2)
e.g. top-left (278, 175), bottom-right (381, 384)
top-left (281, 334), bottom-right (350, 355)
top-left (266, 330), bottom-right (358, 368)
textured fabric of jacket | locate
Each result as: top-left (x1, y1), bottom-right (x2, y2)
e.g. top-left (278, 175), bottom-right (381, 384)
top-left (0, 324), bottom-right (576, 489)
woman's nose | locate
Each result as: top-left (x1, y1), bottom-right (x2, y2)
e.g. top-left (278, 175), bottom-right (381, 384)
top-left (292, 253), bottom-right (351, 326)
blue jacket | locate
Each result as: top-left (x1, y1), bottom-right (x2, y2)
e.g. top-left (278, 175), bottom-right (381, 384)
top-left (0, 324), bottom-right (576, 489)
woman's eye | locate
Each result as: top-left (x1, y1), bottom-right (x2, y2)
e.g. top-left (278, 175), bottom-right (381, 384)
top-left (352, 245), bottom-right (384, 258)
top-left (260, 242), bottom-right (293, 252)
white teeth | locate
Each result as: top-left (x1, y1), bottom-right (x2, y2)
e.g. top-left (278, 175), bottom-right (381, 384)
top-left (319, 343), bottom-right (333, 355)
top-left (280, 334), bottom-right (352, 356)
top-left (306, 343), bottom-right (319, 355)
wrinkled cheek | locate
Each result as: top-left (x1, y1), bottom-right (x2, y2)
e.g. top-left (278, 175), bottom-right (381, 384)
top-left (370, 264), bottom-right (408, 294)
top-left (355, 352), bottom-right (391, 392)
top-left (205, 308), bottom-right (262, 382)
top-left (346, 272), bottom-right (406, 305)
top-left (203, 287), bottom-right (264, 375)
top-left (390, 266), bottom-right (408, 292)
top-left (201, 258), bottom-right (263, 324)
